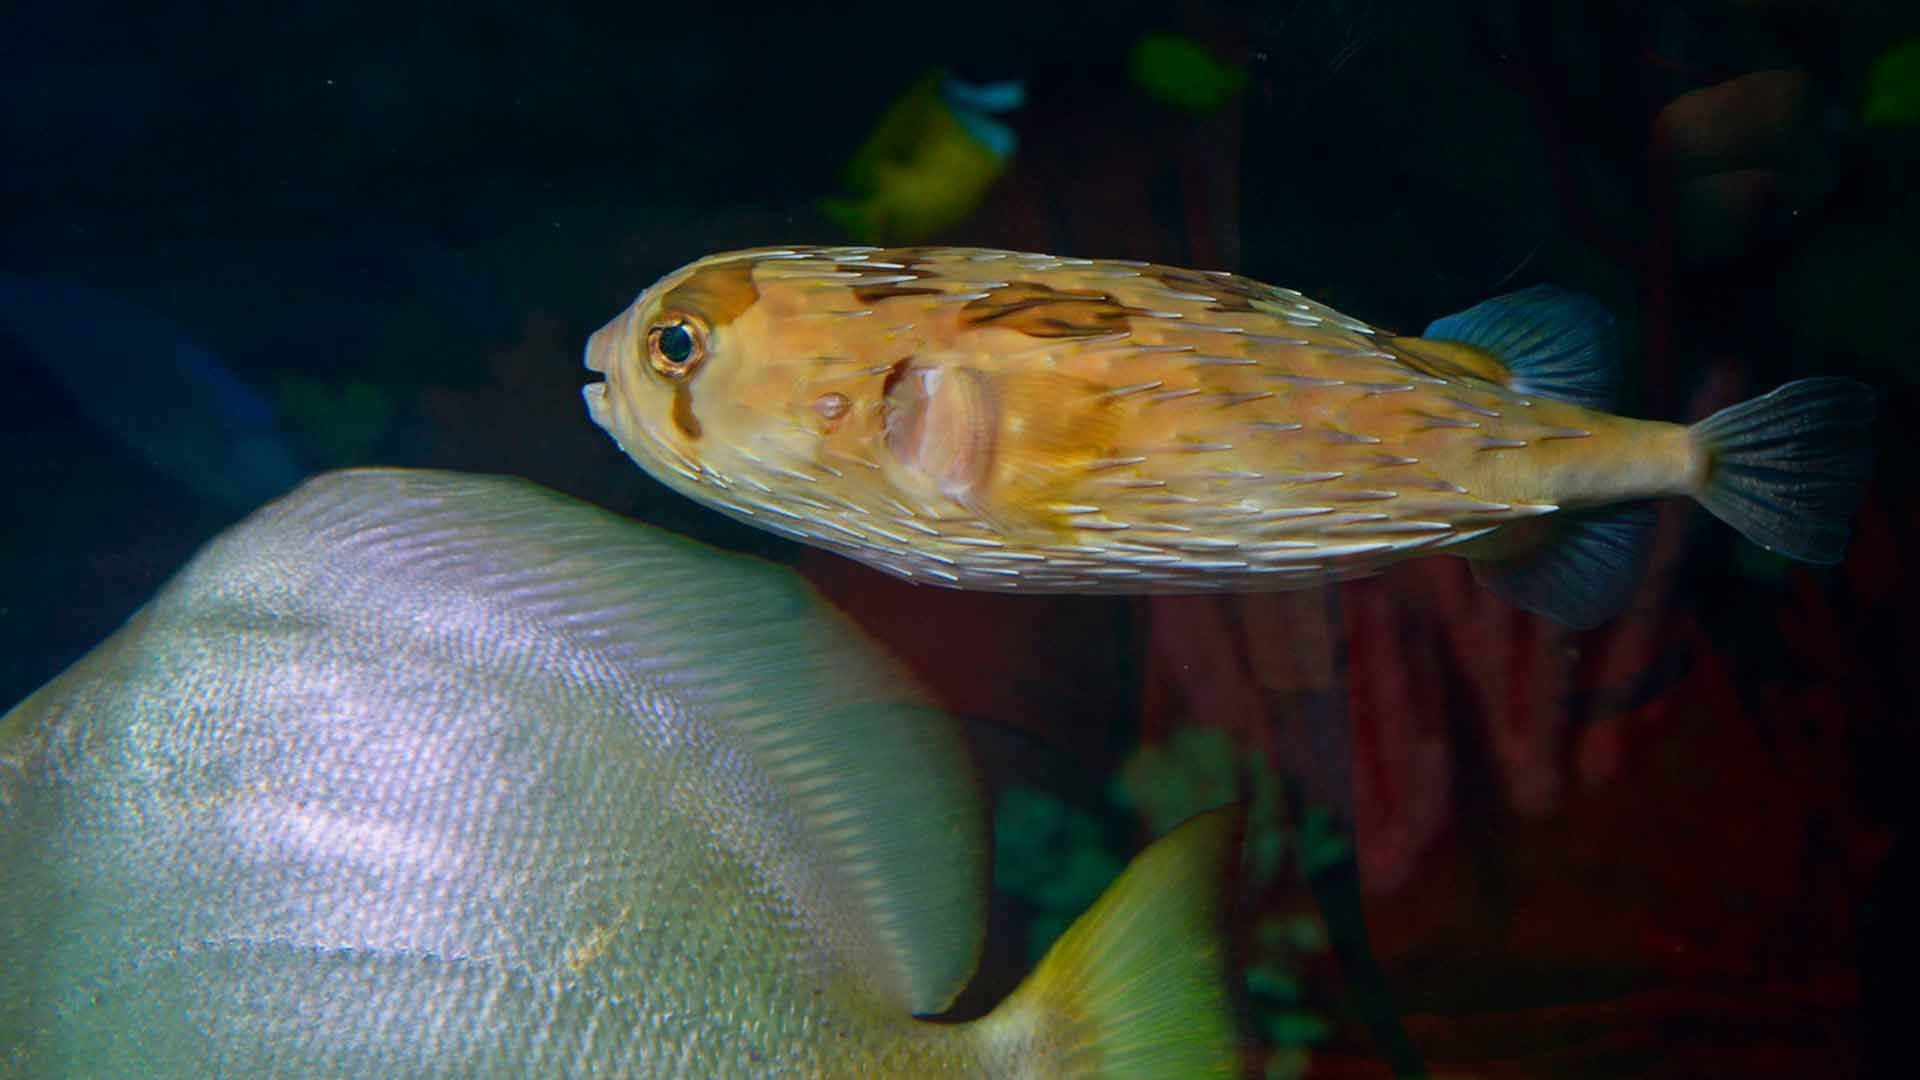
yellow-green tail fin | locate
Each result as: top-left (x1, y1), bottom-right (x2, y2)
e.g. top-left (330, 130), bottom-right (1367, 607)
top-left (981, 807), bottom-right (1241, 1079)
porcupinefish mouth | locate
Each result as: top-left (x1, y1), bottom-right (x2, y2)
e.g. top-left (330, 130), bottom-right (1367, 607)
top-left (582, 327), bottom-right (609, 374)
top-left (581, 327), bottom-right (611, 420)
top-left (581, 381), bottom-right (607, 419)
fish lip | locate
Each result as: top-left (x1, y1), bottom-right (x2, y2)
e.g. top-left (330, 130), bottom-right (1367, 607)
top-left (583, 322), bottom-right (615, 375)
top-left (581, 324), bottom-right (614, 423)
top-left (582, 381), bottom-right (609, 425)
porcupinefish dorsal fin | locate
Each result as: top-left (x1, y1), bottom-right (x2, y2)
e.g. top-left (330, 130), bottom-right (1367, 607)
top-left (1421, 284), bottom-right (1622, 410)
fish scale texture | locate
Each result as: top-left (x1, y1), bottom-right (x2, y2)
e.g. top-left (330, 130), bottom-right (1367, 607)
top-left (0, 469), bottom-right (986, 1077)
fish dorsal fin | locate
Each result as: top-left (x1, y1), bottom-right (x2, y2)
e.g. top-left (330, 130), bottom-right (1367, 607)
top-left (1422, 284), bottom-right (1621, 410)
top-left (207, 468), bottom-right (988, 1016)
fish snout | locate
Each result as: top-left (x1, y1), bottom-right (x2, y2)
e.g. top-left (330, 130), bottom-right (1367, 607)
top-left (582, 320), bottom-right (620, 425)
top-left (583, 320), bottom-right (617, 376)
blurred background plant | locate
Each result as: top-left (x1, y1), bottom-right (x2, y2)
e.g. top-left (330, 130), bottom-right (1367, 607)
top-left (995, 726), bottom-right (1337, 1078)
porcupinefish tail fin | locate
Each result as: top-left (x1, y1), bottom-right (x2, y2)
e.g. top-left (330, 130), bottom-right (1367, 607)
top-left (979, 808), bottom-right (1241, 1079)
top-left (1423, 284), bottom-right (1621, 410)
top-left (1688, 377), bottom-right (1876, 564)
top-left (1472, 505), bottom-right (1658, 630)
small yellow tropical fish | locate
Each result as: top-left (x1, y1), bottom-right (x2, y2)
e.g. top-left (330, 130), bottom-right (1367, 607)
top-left (584, 246), bottom-right (1873, 628)
top-left (820, 70), bottom-right (1020, 245)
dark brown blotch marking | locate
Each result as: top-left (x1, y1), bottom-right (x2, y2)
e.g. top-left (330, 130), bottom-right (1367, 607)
top-left (851, 255), bottom-right (943, 306)
top-left (881, 356), bottom-right (912, 400)
top-left (1148, 267), bottom-right (1271, 314)
top-left (1387, 336), bottom-right (1508, 385)
top-left (870, 245), bottom-right (942, 266)
top-left (671, 384), bottom-right (702, 439)
top-left (661, 262), bottom-right (760, 329)
top-left (853, 283), bottom-right (945, 304)
top-left (655, 261), bottom-right (762, 441)
top-left (961, 281), bottom-right (1151, 339)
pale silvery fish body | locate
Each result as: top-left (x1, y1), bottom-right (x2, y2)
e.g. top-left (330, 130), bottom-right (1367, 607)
top-left (1, 469), bottom-right (1238, 1077)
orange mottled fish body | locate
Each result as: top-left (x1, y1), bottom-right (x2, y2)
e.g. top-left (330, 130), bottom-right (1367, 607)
top-left (584, 246), bottom-right (1861, 610)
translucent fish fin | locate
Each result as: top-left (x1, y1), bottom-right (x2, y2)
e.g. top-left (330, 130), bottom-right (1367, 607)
top-left (236, 468), bottom-right (987, 1017)
top-left (1423, 285), bottom-right (1621, 410)
top-left (1688, 377), bottom-right (1875, 564)
top-left (745, 700), bottom-right (988, 1016)
top-left (1472, 503), bottom-right (1657, 629)
top-left (948, 108), bottom-right (1019, 160)
top-left (982, 808), bottom-right (1240, 1079)
top-left (939, 74), bottom-right (1025, 159)
top-left (939, 74), bottom-right (1028, 115)
top-left (884, 363), bottom-right (999, 503)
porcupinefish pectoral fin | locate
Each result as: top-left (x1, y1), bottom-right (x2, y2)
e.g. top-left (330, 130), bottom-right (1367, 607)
top-left (884, 363), bottom-right (999, 506)
top-left (975, 807), bottom-right (1241, 1078)
top-left (883, 362), bottom-right (1121, 534)
top-left (1423, 284), bottom-right (1622, 410)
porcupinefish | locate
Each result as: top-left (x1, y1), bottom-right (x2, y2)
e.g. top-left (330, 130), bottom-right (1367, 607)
top-left (0, 468), bottom-right (1238, 1077)
top-left (583, 246), bottom-right (1873, 628)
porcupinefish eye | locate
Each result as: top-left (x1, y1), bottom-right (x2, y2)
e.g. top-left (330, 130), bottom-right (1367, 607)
top-left (644, 317), bottom-right (705, 379)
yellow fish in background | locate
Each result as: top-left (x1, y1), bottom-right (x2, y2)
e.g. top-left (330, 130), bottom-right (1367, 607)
top-left (820, 71), bottom-right (1022, 245)
top-left (584, 246), bottom-right (1874, 628)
